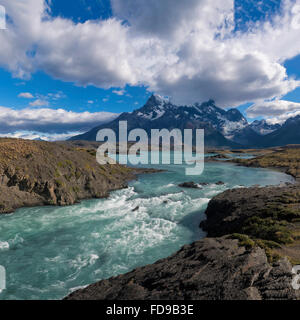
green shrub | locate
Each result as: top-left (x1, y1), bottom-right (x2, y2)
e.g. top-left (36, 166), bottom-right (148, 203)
top-left (55, 179), bottom-right (64, 187)
top-left (242, 217), bottom-right (293, 245)
top-left (229, 234), bottom-right (255, 250)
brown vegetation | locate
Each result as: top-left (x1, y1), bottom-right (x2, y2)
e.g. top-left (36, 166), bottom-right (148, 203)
top-left (233, 146), bottom-right (300, 179)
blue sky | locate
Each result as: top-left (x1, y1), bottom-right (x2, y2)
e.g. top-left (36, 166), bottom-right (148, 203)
top-left (50, 0), bottom-right (112, 21)
top-left (0, 0), bottom-right (299, 140)
top-left (0, 68), bottom-right (151, 114)
top-left (0, 0), bottom-right (152, 114)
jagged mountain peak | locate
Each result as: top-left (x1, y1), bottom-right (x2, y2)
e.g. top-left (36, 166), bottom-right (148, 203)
top-left (250, 119), bottom-right (281, 135)
top-left (70, 94), bottom-right (252, 146)
top-left (71, 94), bottom-right (294, 147)
top-left (195, 99), bottom-right (216, 108)
top-left (253, 119), bottom-right (267, 124)
top-left (128, 97), bottom-right (250, 144)
top-left (258, 114), bottom-right (300, 147)
top-left (143, 96), bottom-right (246, 123)
top-left (226, 108), bottom-right (247, 123)
top-left (285, 114), bottom-right (300, 125)
top-left (146, 94), bottom-right (170, 107)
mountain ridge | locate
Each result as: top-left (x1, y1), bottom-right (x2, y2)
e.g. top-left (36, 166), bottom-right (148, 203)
top-left (70, 95), bottom-right (244, 147)
top-left (259, 115), bottom-right (300, 147)
top-left (70, 95), bottom-right (297, 148)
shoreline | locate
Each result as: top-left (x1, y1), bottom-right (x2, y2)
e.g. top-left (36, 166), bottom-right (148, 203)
top-left (206, 146), bottom-right (300, 181)
top-left (0, 167), bottom-right (162, 216)
top-left (7, 149), bottom-right (291, 216)
top-left (234, 162), bottom-right (299, 181)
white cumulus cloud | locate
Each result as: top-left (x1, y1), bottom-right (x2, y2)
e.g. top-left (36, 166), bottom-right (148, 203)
top-left (0, 106), bottom-right (119, 134)
top-left (247, 99), bottom-right (300, 124)
top-left (0, 0), bottom-right (299, 110)
top-left (18, 92), bottom-right (34, 99)
top-left (267, 110), bottom-right (300, 124)
top-left (0, 131), bottom-right (83, 142)
top-left (247, 99), bottom-right (300, 118)
top-left (29, 99), bottom-right (49, 107)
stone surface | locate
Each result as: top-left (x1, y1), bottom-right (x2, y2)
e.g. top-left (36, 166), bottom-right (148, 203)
top-left (178, 182), bottom-right (201, 189)
top-left (200, 185), bottom-right (300, 237)
top-left (65, 237), bottom-right (298, 300)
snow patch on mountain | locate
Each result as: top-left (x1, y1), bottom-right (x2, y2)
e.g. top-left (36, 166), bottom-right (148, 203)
top-left (137, 107), bottom-right (166, 121)
top-left (250, 120), bottom-right (281, 135)
top-left (219, 118), bottom-right (248, 139)
top-left (152, 94), bottom-right (170, 105)
top-left (136, 95), bottom-right (250, 140)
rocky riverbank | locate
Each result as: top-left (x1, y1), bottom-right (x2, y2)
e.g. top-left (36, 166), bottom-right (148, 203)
top-left (204, 146), bottom-right (300, 182)
top-left (0, 138), bottom-right (156, 214)
top-left (201, 185), bottom-right (300, 265)
top-left (65, 236), bottom-right (298, 300)
top-left (65, 183), bottom-right (300, 300)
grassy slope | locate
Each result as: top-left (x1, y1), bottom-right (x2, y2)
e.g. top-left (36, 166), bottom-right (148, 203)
top-left (232, 146), bottom-right (300, 179)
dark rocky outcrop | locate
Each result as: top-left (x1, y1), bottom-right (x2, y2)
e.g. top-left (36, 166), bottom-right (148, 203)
top-left (199, 182), bottom-right (209, 186)
top-left (206, 154), bottom-right (230, 161)
top-left (65, 237), bottom-right (298, 300)
top-left (0, 138), bottom-right (153, 214)
top-left (178, 182), bottom-right (201, 189)
top-left (201, 184), bottom-right (300, 266)
top-left (200, 185), bottom-right (300, 238)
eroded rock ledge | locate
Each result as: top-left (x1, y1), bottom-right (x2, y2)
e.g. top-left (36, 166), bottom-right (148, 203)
top-left (65, 237), bottom-right (297, 300)
top-left (201, 185), bottom-right (300, 237)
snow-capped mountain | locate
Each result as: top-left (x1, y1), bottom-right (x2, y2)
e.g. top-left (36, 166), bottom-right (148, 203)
top-left (249, 120), bottom-right (281, 135)
top-left (132, 95), bottom-right (249, 140)
top-left (70, 94), bottom-right (289, 147)
top-left (70, 95), bottom-right (242, 147)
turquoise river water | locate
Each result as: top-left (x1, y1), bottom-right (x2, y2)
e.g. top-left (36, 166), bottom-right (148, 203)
top-left (0, 157), bottom-right (294, 300)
